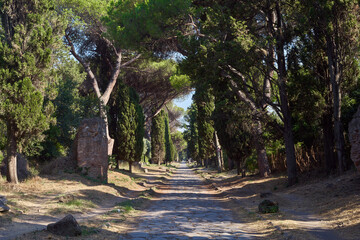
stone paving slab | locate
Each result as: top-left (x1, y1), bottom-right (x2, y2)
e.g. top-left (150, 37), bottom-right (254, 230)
top-left (119, 163), bottom-right (256, 240)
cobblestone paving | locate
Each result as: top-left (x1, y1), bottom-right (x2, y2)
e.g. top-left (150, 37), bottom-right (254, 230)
top-left (120, 163), bottom-right (255, 240)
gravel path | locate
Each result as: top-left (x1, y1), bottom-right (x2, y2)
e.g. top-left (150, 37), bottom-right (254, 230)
top-left (120, 163), bottom-right (255, 240)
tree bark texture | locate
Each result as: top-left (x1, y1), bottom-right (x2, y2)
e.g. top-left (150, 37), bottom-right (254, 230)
top-left (275, 3), bottom-right (297, 185)
top-left (254, 121), bottom-right (271, 177)
top-left (322, 105), bottom-right (336, 173)
top-left (236, 160), bottom-right (241, 176)
top-left (6, 124), bottom-right (19, 184)
top-left (228, 76), bottom-right (271, 178)
top-left (214, 131), bottom-right (223, 172)
top-left (326, 35), bottom-right (345, 173)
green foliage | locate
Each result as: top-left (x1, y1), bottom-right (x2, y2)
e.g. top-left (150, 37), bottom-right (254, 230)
top-left (169, 74), bottom-right (191, 92)
top-left (151, 110), bottom-right (165, 164)
top-left (213, 89), bottom-right (253, 165)
top-left (171, 131), bottom-right (186, 152)
top-left (194, 85), bottom-right (215, 163)
top-left (106, 0), bottom-right (191, 50)
top-left (0, 0), bottom-right (65, 161)
top-left (114, 82), bottom-right (144, 165)
top-left (138, 59), bottom-right (191, 91)
top-left (142, 138), bottom-right (151, 164)
top-left (164, 112), bottom-right (175, 164)
top-left (183, 103), bottom-right (199, 162)
top-left (41, 56), bottom-right (90, 160)
top-left (0, 120), bottom-right (6, 151)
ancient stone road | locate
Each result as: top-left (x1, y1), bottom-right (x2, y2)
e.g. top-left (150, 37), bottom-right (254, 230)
top-left (120, 163), bottom-right (255, 240)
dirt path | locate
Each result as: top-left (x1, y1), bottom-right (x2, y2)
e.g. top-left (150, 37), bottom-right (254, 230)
top-left (197, 167), bottom-right (349, 240)
top-left (0, 166), bottom-right (168, 240)
top-left (0, 193), bottom-right (123, 240)
top-left (120, 163), bottom-right (257, 239)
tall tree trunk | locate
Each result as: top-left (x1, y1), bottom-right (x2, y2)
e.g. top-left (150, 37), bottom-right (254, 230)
top-left (254, 121), bottom-right (271, 177)
top-left (236, 160), bottom-right (241, 175)
top-left (214, 131), bottom-right (223, 172)
top-left (228, 157), bottom-right (234, 170)
top-left (128, 161), bottom-right (132, 173)
top-left (326, 36), bottom-right (345, 173)
top-left (6, 124), bottom-right (18, 184)
top-left (322, 104), bottom-right (336, 173)
top-left (276, 3), bottom-right (297, 185)
top-left (220, 150), bottom-right (224, 170)
top-left (100, 103), bottom-right (114, 155)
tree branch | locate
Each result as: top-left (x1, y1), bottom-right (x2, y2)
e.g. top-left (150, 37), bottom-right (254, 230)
top-left (65, 33), bottom-right (102, 99)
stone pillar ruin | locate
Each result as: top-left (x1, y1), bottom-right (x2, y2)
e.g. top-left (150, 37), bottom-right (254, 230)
top-left (348, 106), bottom-right (360, 173)
top-left (74, 118), bottom-right (108, 182)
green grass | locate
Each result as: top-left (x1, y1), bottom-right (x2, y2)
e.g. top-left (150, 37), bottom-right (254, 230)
top-left (50, 199), bottom-right (96, 215)
top-left (122, 205), bottom-right (135, 213)
top-left (81, 226), bottom-right (100, 236)
top-left (117, 200), bottom-right (136, 214)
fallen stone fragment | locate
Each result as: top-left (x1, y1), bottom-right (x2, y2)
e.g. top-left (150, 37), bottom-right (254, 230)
top-left (0, 199), bottom-right (10, 212)
top-left (47, 214), bottom-right (82, 236)
top-left (258, 199), bottom-right (279, 213)
top-left (58, 194), bottom-right (75, 203)
top-left (0, 195), bottom-right (7, 204)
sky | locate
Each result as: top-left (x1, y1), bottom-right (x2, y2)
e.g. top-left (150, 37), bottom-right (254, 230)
top-left (173, 91), bottom-right (194, 111)
top-left (173, 91), bottom-right (194, 132)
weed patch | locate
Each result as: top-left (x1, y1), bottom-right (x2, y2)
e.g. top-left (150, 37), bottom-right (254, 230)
top-left (81, 226), bottom-right (100, 236)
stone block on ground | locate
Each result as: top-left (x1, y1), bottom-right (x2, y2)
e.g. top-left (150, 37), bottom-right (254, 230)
top-left (74, 118), bottom-right (108, 182)
top-left (0, 195), bottom-right (7, 204)
top-left (349, 105), bottom-right (360, 173)
top-left (0, 199), bottom-right (10, 212)
top-left (58, 194), bottom-right (75, 203)
top-left (258, 199), bottom-right (279, 213)
top-left (47, 214), bottom-right (81, 237)
top-left (132, 162), bottom-right (147, 173)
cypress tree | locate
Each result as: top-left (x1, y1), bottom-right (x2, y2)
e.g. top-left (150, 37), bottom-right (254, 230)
top-left (151, 110), bottom-right (165, 165)
top-left (0, 0), bottom-right (64, 183)
top-left (132, 87), bottom-right (145, 166)
top-left (114, 82), bottom-right (144, 173)
top-left (194, 85), bottom-right (215, 167)
top-left (183, 103), bottom-right (199, 164)
top-left (164, 112), bottom-right (175, 165)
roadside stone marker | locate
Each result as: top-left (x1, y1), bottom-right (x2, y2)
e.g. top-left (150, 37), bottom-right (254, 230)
top-left (74, 118), bottom-right (108, 182)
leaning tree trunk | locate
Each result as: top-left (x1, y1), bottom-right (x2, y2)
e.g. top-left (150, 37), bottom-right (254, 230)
top-left (214, 131), bottom-right (223, 172)
top-left (6, 124), bottom-right (19, 184)
top-left (100, 103), bottom-right (114, 156)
